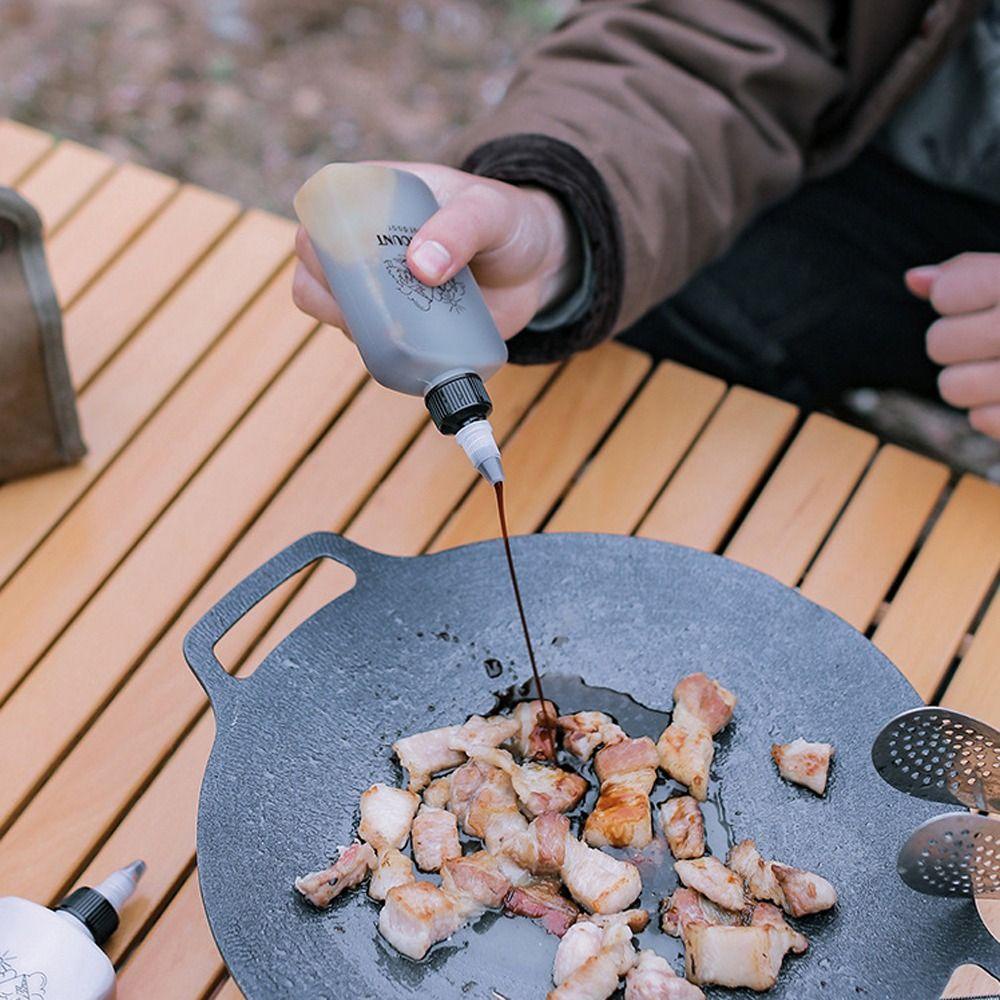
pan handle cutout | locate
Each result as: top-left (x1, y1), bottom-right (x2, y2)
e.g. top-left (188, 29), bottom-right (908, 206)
top-left (183, 532), bottom-right (391, 712)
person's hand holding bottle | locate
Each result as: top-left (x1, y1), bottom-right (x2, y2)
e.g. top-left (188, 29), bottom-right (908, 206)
top-left (293, 161), bottom-right (579, 342)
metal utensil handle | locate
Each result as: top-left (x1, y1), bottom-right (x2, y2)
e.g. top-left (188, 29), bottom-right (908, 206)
top-left (183, 532), bottom-right (389, 712)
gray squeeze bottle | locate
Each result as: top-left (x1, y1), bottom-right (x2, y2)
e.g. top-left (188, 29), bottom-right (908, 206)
top-left (294, 164), bottom-right (507, 484)
top-left (0, 860), bottom-right (145, 998)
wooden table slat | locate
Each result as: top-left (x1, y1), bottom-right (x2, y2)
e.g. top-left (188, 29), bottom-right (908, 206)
top-left (82, 711), bottom-right (213, 963)
top-left (546, 361), bottom-right (726, 535)
top-left (723, 412), bottom-right (878, 585)
top-left (16, 139), bottom-right (114, 233)
top-left (114, 869), bottom-right (222, 1000)
top-left (213, 979), bottom-right (244, 1000)
top-left (0, 119), bottom-right (55, 184)
top-left (0, 332), bottom-right (365, 829)
top-left (432, 342), bottom-right (652, 550)
top-left (65, 185), bottom-right (240, 389)
top-left (0, 379), bottom-right (426, 907)
top-left (874, 474), bottom-right (1000, 700)
top-left (46, 162), bottom-right (178, 305)
top-left (942, 585), bottom-right (1000, 727)
top-left (0, 262), bottom-right (315, 690)
top-left (0, 210), bottom-right (291, 587)
top-left (800, 445), bottom-right (950, 630)
top-left (637, 385), bottom-right (799, 550)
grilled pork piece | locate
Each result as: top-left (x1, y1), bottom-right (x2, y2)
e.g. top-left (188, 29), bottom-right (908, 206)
top-left (504, 812), bottom-right (570, 875)
top-left (411, 804), bottom-right (461, 872)
top-left (458, 763), bottom-right (529, 853)
top-left (772, 864), bottom-right (838, 917)
top-left (392, 726), bottom-right (465, 792)
top-left (378, 880), bottom-right (464, 960)
top-left (561, 832), bottom-right (643, 914)
top-left (625, 950), bottom-right (706, 1000)
top-left (504, 876), bottom-right (581, 936)
top-left (378, 851), bottom-right (512, 961)
top-left (449, 713), bottom-right (520, 754)
top-left (660, 888), bottom-right (739, 938)
top-left (674, 857), bottom-right (746, 912)
top-left (658, 796), bottom-right (705, 860)
top-left (558, 711), bottom-right (627, 762)
top-left (749, 902), bottom-right (809, 954)
top-left (771, 739), bottom-right (834, 796)
top-left (683, 923), bottom-right (803, 991)
top-left (422, 774), bottom-right (452, 809)
top-left (549, 920), bottom-right (637, 1000)
top-left (672, 674), bottom-right (736, 735)
top-left (295, 842), bottom-right (376, 909)
top-left (727, 839), bottom-right (837, 917)
top-left (584, 738), bottom-right (659, 849)
top-left (368, 848), bottom-right (415, 902)
top-left (470, 746), bottom-right (587, 818)
top-left (656, 722), bottom-right (714, 802)
top-left (440, 850), bottom-right (512, 907)
top-left (358, 783), bottom-right (420, 853)
top-left (726, 839), bottom-right (784, 906)
top-left (513, 699), bottom-right (559, 759)
top-left (657, 674), bottom-right (736, 801)
top-left (552, 921), bottom-right (605, 987)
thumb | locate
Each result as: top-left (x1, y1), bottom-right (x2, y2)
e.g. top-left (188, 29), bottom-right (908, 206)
top-left (407, 184), bottom-right (515, 286)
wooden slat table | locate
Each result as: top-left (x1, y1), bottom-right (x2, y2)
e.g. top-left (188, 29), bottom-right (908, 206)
top-left (2, 121), bottom-right (998, 998)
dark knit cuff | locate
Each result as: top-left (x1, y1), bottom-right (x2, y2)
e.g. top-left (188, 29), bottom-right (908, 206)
top-left (461, 133), bottom-right (623, 365)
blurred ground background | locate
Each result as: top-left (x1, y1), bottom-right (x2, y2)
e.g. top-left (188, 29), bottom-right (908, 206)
top-left (1, 0), bottom-right (997, 479)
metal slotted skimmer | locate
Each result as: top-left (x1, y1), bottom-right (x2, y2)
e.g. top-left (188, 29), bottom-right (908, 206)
top-left (872, 707), bottom-right (1000, 898)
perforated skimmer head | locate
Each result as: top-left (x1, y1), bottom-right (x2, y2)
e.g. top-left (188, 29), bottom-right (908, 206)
top-left (871, 707), bottom-right (1000, 812)
top-left (897, 812), bottom-right (1000, 898)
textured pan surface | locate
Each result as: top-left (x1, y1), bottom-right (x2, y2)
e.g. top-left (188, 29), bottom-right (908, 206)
top-left (186, 532), bottom-right (997, 999)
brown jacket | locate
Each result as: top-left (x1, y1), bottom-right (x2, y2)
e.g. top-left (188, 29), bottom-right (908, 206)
top-left (449, 0), bottom-right (983, 363)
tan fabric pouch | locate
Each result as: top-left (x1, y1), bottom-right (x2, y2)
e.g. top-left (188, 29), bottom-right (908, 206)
top-left (0, 186), bottom-right (85, 481)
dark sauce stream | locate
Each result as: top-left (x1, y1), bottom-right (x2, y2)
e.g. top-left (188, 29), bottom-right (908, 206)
top-left (494, 481), bottom-right (556, 757)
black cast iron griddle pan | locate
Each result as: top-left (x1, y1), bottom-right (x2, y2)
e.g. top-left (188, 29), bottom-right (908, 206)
top-left (184, 531), bottom-right (998, 999)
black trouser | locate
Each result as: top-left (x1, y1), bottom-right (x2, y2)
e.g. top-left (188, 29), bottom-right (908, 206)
top-left (619, 147), bottom-right (1000, 409)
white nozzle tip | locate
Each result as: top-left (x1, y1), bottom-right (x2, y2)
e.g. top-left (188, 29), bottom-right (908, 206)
top-left (94, 860), bottom-right (146, 914)
top-left (478, 456), bottom-right (505, 486)
top-left (455, 419), bottom-right (504, 486)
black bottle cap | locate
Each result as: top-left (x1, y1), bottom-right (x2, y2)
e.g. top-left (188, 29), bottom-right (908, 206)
top-left (425, 372), bottom-right (493, 435)
top-left (56, 887), bottom-right (119, 946)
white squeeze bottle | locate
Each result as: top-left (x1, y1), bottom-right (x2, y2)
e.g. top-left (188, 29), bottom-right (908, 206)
top-left (294, 164), bottom-right (508, 485)
top-left (0, 860), bottom-right (145, 999)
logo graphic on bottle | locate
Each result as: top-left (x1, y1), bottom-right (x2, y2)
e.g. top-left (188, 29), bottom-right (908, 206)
top-left (0, 953), bottom-right (47, 999)
top-left (384, 253), bottom-right (466, 314)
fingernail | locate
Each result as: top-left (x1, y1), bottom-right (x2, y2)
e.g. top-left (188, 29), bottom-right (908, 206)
top-left (411, 240), bottom-right (451, 282)
top-left (907, 265), bottom-right (941, 283)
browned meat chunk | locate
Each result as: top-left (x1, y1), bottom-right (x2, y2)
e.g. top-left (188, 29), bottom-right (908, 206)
top-left (658, 796), bottom-right (705, 860)
top-left (771, 739), bottom-right (834, 796)
top-left (295, 842), bottom-right (376, 909)
top-left (411, 804), bottom-right (460, 872)
top-left (504, 876), bottom-right (581, 937)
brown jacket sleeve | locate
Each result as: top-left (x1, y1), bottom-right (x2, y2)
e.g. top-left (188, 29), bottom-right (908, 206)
top-left (447, 0), bottom-right (847, 363)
